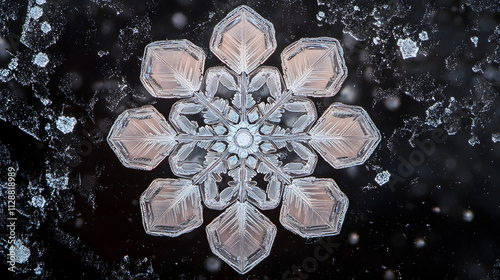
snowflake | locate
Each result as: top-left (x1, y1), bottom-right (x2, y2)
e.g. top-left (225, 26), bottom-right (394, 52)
top-left (108, 6), bottom-right (380, 274)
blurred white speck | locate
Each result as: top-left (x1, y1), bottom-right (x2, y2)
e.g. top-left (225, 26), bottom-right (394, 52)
top-left (419, 31), bottom-right (428, 41)
top-left (397, 38), bottom-right (419, 59)
top-left (56, 115), bottom-right (77, 134)
top-left (171, 12), bottom-right (188, 29)
top-left (491, 132), bottom-right (500, 143)
top-left (33, 52), bottom-right (49, 67)
top-left (468, 135), bottom-right (479, 146)
top-left (0, 69), bottom-right (10, 78)
top-left (373, 37), bottom-right (380, 45)
top-left (353, 5), bottom-right (360, 11)
top-left (470, 36), bottom-right (478, 47)
top-left (384, 96), bottom-right (401, 111)
top-left (472, 63), bottom-right (483, 73)
top-left (14, 240), bottom-right (30, 263)
top-left (30, 195), bottom-right (46, 208)
top-left (98, 50), bottom-right (109, 57)
top-left (463, 210), bottom-right (474, 222)
top-left (36, 0), bottom-right (46, 4)
top-left (46, 172), bottom-right (69, 189)
top-left (41, 21), bottom-right (51, 33)
top-left (432, 206), bottom-right (441, 213)
top-left (414, 237), bottom-right (425, 248)
top-left (205, 256), bottom-right (221, 272)
top-left (34, 265), bottom-right (43, 275)
top-left (8, 57), bottom-right (18, 70)
top-left (375, 170), bottom-right (391, 186)
top-left (29, 6), bottom-right (43, 20)
top-left (348, 232), bottom-right (359, 245)
top-left (316, 11), bottom-right (325, 21)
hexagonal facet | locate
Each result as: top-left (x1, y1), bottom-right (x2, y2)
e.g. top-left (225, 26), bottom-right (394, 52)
top-left (280, 177), bottom-right (348, 238)
top-left (210, 5), bottom-right (277, 74)
top-left (140, 179), bottom-right (203, 237)
top-left (141, 40), bottom-right (205, 98)
top-left (309, 103), bottom-right (381, 169)
top-left (206, 201), bottom-right (277, 274)
top-left (281, 37), bottom-right (347, 97)
top-left (107, 105), bottom-right (177, 170)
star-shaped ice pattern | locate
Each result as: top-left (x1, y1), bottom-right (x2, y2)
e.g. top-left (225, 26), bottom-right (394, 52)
top-left (107, 5), bottom-right (381, 274)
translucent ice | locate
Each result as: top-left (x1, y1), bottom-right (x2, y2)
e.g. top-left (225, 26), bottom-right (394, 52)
top-left (108, 5), bottom-right (380, 274)
top-left (56, 115), bottom-right (76, 134)
top-left (33, 52), bottom-right (49, 67)
top-left (30, 195), bottom-right (46, 208)
top-left (397, 38), bottom-right (419, 59)
top-left (375, 170), bottom-right (391, 186)
top-left (471, 36), bottom-right (478, 47)
top-left (419, 31), bottom-right (428, 41)
top-left (14, 240), bottom-right (30, 264)
top-left (41, 21), bottom-right (51, 33)
top-left (29, 6), bottom-right (43, 20)
top-left (493, 133), bottom-right (500, 143)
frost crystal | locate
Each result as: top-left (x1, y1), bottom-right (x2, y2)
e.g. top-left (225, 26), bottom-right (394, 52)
top-left (375, 170), bottom-right (391, 186)
top-left (108, 5), bottom-right (380, 274)
top-left (56, 115), bottom-right (76, 134)
top-left (470, 36), bottom-right (478, 47)
top-left (41, 21), bottom-right (52, 34)
top-left (33, 52), bottom-right (49, 67)
top-left (397, 38), bottom-right (419, 59)
top-left (419, 31), bottom-right (428, 41)
top-left (493, 132), bottom-right (500, 143)
top-left (29, 6), bottom-right (43, 20)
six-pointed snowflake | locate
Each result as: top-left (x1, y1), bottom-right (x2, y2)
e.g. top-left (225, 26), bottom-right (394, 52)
top-left (108, 5), bottom-right (381, 274)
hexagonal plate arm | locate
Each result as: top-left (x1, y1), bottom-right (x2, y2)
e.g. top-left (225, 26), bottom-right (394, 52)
top-left (206, 201), bottom-right (277, 274)
top-left (210, 5), bottom-right (277, 74)
top-left (140, 40), bottom-right (205, 98)
top-left (140, 179), bottom-right (203, 237)
top-left (107, 105), bottom-right (177, 170)
top-left (309, 103), bottom-right (381, 169)
top-left (281, 37), bottom-right (347, 97)
top-left (280, 177), bottom-right (348, 238)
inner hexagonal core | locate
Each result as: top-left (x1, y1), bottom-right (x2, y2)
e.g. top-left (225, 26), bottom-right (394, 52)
top-left (234, 129), bottom-right (253, 148)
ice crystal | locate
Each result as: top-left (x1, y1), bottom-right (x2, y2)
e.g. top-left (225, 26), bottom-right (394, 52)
top-left (397, 37), bottom-right (419, 59)
top-left (108, 5), bottom-right (380, 274)
top-left (375, 170), bottom-right (391, 186)
top-left (41, 21), bottom-right (51, 33)
top-left (33, 52), bottom-right (49, 67)
top-left (56, 115), bottom-right (76, 134)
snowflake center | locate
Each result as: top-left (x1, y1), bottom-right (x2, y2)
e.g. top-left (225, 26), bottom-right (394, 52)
top-left (234, 129), bottom-right (253, 148)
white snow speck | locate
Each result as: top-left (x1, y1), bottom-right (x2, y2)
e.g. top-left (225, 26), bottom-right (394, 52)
top-left (46, 172), bottom-right (69, 189)
top-left (36, 0), bottom-right (46, 4)
top-left (468, 135), bottom-right (479, 146)
top-left (14, 240), bottom-right (30, 264)
top-left (29, 6), bottom-right (43, 20)
top-left (0, 69), bottom-right (9, 78)
top-left (414, 238), bottom-right (425, 248)
top-left (98, 50), bottom-right (109, 57)
top-left (30, 195), bottom-right (46, 208)
top-left (419, 31), bottom-right (428, 41)
top-left (34, 266), bottom-right (43, 275)
top-left (463, 210), bottom-right (474, 222)
top-left (8, 57), bottom-right (18, 70)
top-left (375, 170), bottom-right (391, 186)
top-left (56, 115), bottom-right (77, 134)
top-left (33, 52), bottom-right (49, 67)
top-left (397, 38), bottom-right (419, 59)
top-left (470, 36), bottom-right (478, 47)
top-left (316, 11), bottom-right (325, 21)
top-left (373, 37), bottom-right (380, 45)
top-left (171, 12), bottom-right (188, 29)
top-left (492, 132), bottom-right (500, 143)
top-left (41, 21), bottom-right (52, 33)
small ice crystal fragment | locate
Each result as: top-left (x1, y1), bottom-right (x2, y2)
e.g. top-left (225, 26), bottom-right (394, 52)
top-left (41, 21), bottom-right (51, 33)
top-left (468, 135), bottom-right (479, 146)
top-left (492, 132), bottom-right (500, 143)
top-left (29, 6), bottom-right (43, 20)
top-left (8, 57), bottom-right (18, 70)
top-left (373, 37), bottom-right (380, 45)
top-left (397, 38), bottom-right (419, 59)
top-left (375, 170), bottom-right (391, 186)
top-left (30, 195), bottom-right (46, 208)
top-left (316, 11), bottom-right (325, 21)
top-left (56, 115), bottom-right (77, 134)
top-left (36, 0), bottom-right (46, 4)
top-left (0, 69), bottom-right (9, 78)
top-left (98, 50), bottom-right (109, 57)
top-left (34, 266), bottom-right (43, 275)
top-left (419, 31), bottom-right (428, 41)
top-left (14, 240), bottom-right (30, 264)
top-left (46, 171), bottom-right (69, 189)
top-left (33, 52), bottom-right (49, 67)
top-left (470, 36), bottom-right (478, 47)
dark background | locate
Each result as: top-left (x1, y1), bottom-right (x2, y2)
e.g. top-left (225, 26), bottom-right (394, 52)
top-left (1, 0), bottom-right (500, 279)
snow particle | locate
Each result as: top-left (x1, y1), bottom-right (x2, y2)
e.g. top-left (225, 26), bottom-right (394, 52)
top-left (419, 31), bottom-right (428, 41)
top-left (463, 210), bottom-right (474, 222)
top-left (36, 0), bottom-right (46, 4)
top-left (171, 12), bottom-right (188, 29)
top-left (397, 38), bottom-right (419, 59)
top-left (414, 237), bottom-right (425, 248)
top-left (41, 21), bottom-right (52, 33)
top-left (33, 52), bottom-right (49, 67)
top-left (46, 171), bottom-right (69, 189)
top-left (98, 50), bottom-right (109, 57)
top-left (468, 135), bottom-right (480, 146)
top-left (31, 195), bottom-right (46, 208)
top-left (375, 170), bottom-right (391, 186)
top-left (56, 115), bottom-right (77, 134)
top-left (29, 6), bottom-right (43, 20)
top-left (349, 232), bottom-right (359, 245)
top-left (8, 57), bottom-right (18, 70)
top-left (14, 240), bottom-right (31, 264)
top-left (373, 37), bottom-right (380, 45)
top-left (492, 133), bottom-right (500, 143)
top-left (316, 11), bottom-right (325, 21)
top-left (470, 36), bottom-right (478, 47)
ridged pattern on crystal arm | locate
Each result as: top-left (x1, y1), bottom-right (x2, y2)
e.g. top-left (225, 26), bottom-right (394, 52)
top-left (210, 6), bottom-right (277, 74)
top-left (140, 40), bottom-right (205, 98)
top-left (140, 179), bottom-right (203, 237)
top-left (206, 202), bottom-right (276, 274)
top-left (281, 37), bottom-right (347, 97)
top-left (309, 103), bottom-right (381, 169)
top-left (280, 177), bottom-right (348, 238)
top-left (107, 105), bottom-right (177, 170)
